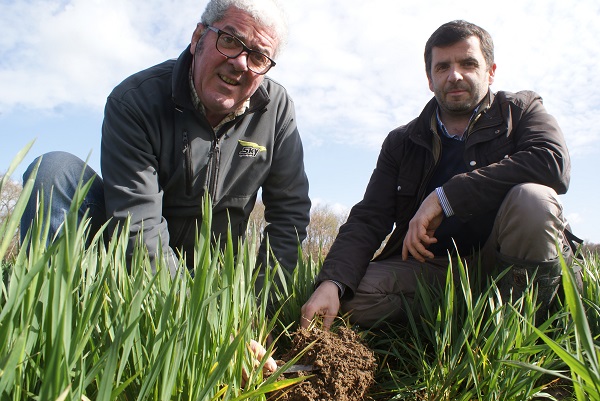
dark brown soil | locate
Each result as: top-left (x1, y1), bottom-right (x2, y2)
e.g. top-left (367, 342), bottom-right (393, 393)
top-left (269, 326), bottom-right (377, 401)
top-left (534, 377), bottom-right (573, 400)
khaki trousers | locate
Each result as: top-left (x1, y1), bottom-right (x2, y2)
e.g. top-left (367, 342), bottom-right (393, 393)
top-left (341, 183), bottom-right (570, 327)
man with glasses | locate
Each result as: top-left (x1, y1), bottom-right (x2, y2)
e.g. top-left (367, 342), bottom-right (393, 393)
top-left (22, 0), bottom-right (311, 281)
top-left (301, 20), bottom-right (580, 329)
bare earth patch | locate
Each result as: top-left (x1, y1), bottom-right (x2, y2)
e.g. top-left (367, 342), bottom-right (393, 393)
top-left (270, 326), bottom-right (377, 401)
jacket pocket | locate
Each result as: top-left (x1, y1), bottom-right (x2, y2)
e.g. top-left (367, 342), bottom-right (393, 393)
top-left (480, 138), bottom-right (515, 167)
top-left (395, 175), bottom-right (419, 219)
top-left (469, 128), bottom-right (515, 166)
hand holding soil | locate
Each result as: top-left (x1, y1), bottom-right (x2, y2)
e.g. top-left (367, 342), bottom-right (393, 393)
top-left (300, 281), bottom-right (340, 330)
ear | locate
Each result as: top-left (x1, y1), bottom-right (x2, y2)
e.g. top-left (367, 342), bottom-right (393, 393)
top-left (488, 63), bottom-right (497, 85)
top-left (427, 74), bottom-right (434, 93)
top-left (191, 23), bottom-right (206, 55)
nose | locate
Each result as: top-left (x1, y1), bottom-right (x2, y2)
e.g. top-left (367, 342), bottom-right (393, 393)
top-left (447, 66), bottom-right (463, 82)
top-left (228, 52), bottom-right (249, 72)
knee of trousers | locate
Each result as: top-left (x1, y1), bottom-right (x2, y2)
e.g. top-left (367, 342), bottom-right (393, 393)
top-left (494, 183), bottom-right (566, 260)
top-left (21, 152), bottom-right (104, 243)
top-left (24, 151), bottom-right (91, 188)
top-left (498, 183), bottom-right (563, 235)
top-left (26, 151), bottom-right (103, 204)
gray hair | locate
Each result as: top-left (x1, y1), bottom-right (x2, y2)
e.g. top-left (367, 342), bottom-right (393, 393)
top-left (200, 0), bottom-right (288, 58)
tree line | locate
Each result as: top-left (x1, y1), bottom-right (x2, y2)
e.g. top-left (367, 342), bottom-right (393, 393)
top-left (247, 199), bottom-right (348, 261)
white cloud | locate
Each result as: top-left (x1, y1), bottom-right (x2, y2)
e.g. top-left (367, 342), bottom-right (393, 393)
top-left (0, 0), bottom-right (600, 154)
top-left (1, 0), bottom-right (598, 241)
top-left (1, 0), bottom-right (599, 156)
top-left (0, 0), bottom-right (200, 111)
top-left (271, 0), bottom-right (600, 156)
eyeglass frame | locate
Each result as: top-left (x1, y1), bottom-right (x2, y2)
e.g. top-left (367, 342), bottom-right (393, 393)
top-left (205, 26), bottom-right (276, 75)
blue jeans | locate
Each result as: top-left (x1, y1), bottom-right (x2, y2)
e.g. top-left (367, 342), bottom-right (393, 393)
top-left (21, 151), bottom-right (106, 243)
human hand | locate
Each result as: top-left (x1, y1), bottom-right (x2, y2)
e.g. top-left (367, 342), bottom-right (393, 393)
top-left (402, 191), bottom-right (444, 262)
top-left (249, 339), bottom-right (277, 372)
top-left (242, 339), bottom-right (277, 386)
top-left (300, 281), bottom-right (340, 330)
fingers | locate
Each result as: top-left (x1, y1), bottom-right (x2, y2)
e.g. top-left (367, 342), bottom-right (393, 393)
top-left (402, 190), bottom-right (445, 261)
top-left (402, 195), bottom-right (442, 261)
top-left (300, 307), bottom-right (335, 330)
top-left (299, 313), bottom-right (313, 329)
top-left (300, 281), bottom-right (340, 330)
top-left (322, 313), bottom-right (335, 331)
top-left (241, 368), bottom-right (249, 387)
top-left (403, 221), bottom-right (436, 262)
top-left (264, 356), bottom-right (277, 373)
top-left (406, 234), bottom-right (436, 261)
top-left (300, 301), bottom-right (324, 329)
top-left (406, 238), bottom-right (436, 261)
top-left (249, 339), bottom-right (277, 372)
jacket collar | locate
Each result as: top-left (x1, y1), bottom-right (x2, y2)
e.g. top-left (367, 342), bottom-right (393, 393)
top-left (411, 90), bottom-right (495, 143)
top-left (171, 45), bottom-right (270, 115)
top-left (172, 46), bottom-right (195, 111)
top-left (408, 96), bottom-right (439, 150)
top-left (407, 90), bottom-right (497, 161)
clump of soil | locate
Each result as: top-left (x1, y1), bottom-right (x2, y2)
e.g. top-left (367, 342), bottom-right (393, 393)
top-left (270, 326), bottom-right (377, 401)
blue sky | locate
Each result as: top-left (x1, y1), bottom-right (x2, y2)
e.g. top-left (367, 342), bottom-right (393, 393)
top-left (1, 0), bottom-right (599, 243)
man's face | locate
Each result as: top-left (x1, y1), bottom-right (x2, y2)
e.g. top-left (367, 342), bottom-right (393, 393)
top-left (190, 7), bottom-right (278, 125)
top-left (428, 36), bottom-right (496, 116)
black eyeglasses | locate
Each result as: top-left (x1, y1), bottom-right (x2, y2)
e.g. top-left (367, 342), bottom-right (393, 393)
top-left (206, 26), bottom-right (276, 75)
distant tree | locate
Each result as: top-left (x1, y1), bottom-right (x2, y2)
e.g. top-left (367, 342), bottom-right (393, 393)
top-left (247, 200), bottom-right (266, 247)
top-left (247, 200), bottom-right (348, 262)
top-left (303, 204), bottom-right (347, 260)
top-left (0, 174), bottom-right (22, 261)
top-left (582, 241), bottom-right (600, 257)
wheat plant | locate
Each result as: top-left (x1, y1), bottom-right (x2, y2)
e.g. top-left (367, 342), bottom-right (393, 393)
top-left (2, 147), bottom-right (600, 401)
top-left (0, 149), bottom-right (303, 400)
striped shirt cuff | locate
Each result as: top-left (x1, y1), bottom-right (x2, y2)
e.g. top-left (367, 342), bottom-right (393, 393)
top-left (435, 187), bottom-right (455, 217)
top-left (327, 280), bottom-right (346, 298)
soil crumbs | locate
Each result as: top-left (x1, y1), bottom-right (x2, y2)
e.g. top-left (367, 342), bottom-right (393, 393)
top-left (270, 326), bottom-right (377, 401)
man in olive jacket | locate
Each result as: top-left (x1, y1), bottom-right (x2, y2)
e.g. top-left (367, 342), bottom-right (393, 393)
top-left (21, 0), bottom-right (310, 277)
top-left (301, 20), bottom-right (578, 329)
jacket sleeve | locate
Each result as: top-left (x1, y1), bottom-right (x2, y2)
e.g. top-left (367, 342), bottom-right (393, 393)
top-left (443, 91), bottom-right (571, 217)
top-left (315, 133), bottom-right (400, 295)
top-left (258, 97), bottom-right (311, 272)
top-left (101, 96), bottom-right (178, 274)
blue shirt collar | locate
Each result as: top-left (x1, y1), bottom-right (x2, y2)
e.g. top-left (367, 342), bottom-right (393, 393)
top-left (435, 106), bottom-right (480, 142)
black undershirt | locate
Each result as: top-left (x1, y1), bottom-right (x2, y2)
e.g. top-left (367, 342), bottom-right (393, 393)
top-left (425, 134), bottom-right (495, 257)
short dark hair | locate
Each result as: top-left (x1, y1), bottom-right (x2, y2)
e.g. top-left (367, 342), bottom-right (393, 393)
top-left (424, 20), bottom-right (494, 78)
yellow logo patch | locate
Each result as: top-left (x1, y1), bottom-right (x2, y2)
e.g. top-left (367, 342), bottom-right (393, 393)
top-left (238, 140), bottom-right (266, 158)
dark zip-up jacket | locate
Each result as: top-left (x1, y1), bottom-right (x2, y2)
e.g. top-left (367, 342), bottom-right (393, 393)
top-left (101, 46), bottom-right (311, 273)
top-left (316, 90), bottom-right (570, 297)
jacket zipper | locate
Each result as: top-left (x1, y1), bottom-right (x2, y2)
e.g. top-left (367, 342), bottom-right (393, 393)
top-left (417, 132), bottom-right (441, 202)
top-left (182, 131), bottom-right (193, 196)
top-left (377, 133), bottom-right (440, 260)
top-left (206, 137), bottom-right (222, 205)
